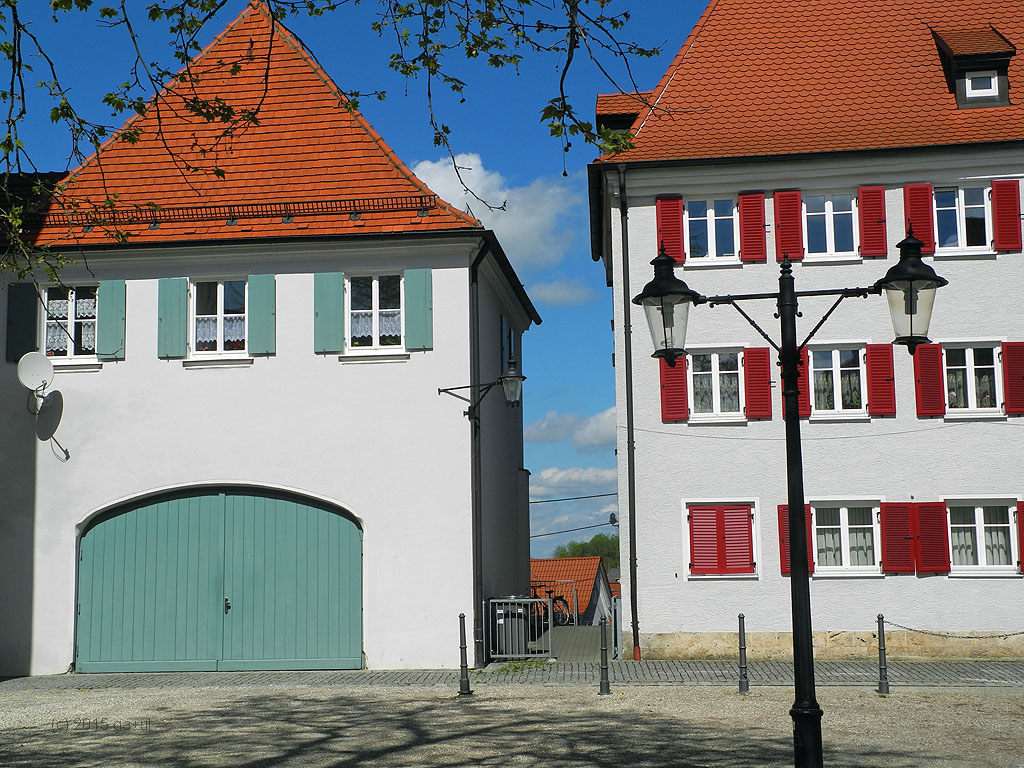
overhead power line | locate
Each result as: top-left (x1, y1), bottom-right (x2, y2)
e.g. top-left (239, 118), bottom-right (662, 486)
top-left (530, 521), bottom-right (618, 539)
top-left (529, 492), bottom-right (617, 504)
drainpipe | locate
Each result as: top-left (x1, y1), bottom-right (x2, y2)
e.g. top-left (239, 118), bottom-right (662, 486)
top-left (469, 245), bottom-right (488, 667)
top-left (616, 164), bottom-right (642, 661)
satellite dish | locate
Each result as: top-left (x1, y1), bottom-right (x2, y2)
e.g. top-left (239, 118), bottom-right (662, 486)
top-left (36, 390), bottom-right (63, 441)
top-left (17, 352), bottom-right (54, 392)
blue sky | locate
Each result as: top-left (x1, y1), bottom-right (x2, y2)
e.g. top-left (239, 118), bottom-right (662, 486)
top-left (14, 0), bottom-right (706, 558)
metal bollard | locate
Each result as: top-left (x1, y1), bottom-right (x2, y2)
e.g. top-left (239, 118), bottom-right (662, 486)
top-left (599, 616), bottom-right (611, 695)
top-left (876, 613), bottom-right (890, 695)
top-left (738, 613), bottom-right (750, 694)
top-left (458, 613), bottom-right (473, 696)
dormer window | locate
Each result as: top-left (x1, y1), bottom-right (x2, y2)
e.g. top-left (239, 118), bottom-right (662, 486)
top-left (932, 26), bottom-right (1015, 109)
top-left (965, 70), bottom-right (998, 98)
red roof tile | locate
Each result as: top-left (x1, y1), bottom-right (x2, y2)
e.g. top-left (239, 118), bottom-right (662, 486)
top-left (32, 0), bottom-right (478, 247)
top-left (597, 0), bottom-right (1022, 163)
top-left (530, 556), bottom-right (605, 615)
top-left (932, 26), bottom-right (1015, 56)
top-left (595, 91), bottom-right (653, 115)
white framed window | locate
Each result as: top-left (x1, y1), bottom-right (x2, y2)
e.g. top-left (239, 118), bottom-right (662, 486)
top-left (689, 349), bottom-right (743, 418)
top-left (192, 279), bottom-right (246, 354)
top-left (348, 274), bottom-right (403, 350)
top-left (812, 503), bottom-right (880, 571)
top-left (948, 501), bottom-right (1018, 570)
top-left (44, 285), bottom-right (98, 358)
top-left (944, 345), bottom-right (1000, 411)
top-left (965, 70), bottom-right (998, 98)
top-left (803, 192), bottom-right (856, 257)
top-left (810, 347), bottom-right (866, 414)
top-left (934, 186), bottom-right (990, 250)
top-left (685, 198), bottom-right (738, 259)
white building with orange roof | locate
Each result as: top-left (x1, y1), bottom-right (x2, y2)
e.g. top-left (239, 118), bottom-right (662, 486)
top-left (589, 0), bottom-right (1024, 658)
top-left (0, 0), bottom-right (539, 674)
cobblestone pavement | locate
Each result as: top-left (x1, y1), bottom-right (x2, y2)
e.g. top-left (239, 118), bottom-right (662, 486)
top-left (2, 659), bottom-right (1023, 691)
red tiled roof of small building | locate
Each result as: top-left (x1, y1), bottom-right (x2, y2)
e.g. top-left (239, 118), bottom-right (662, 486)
top-left (595, 91), bottom-right (652, 116)
top-left (530, 556), bottom-right (604, 615)
top-left (31, 0), bottom-right (478, 247)
top-left (932, 26), bottom-right (1015, 57)
top-left (596, 0), bottom-right (1022, 164)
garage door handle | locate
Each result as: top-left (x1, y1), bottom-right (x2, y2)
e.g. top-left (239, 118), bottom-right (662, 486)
top-left (224, 597), bottom-right (231, 614)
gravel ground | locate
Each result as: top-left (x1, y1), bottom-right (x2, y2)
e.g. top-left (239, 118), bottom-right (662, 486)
top-left (1, 684), bottom-right (1022, 767)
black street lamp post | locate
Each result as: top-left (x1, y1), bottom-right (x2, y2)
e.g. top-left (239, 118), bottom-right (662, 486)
top-left (633, 230), bottom-right (946, 768)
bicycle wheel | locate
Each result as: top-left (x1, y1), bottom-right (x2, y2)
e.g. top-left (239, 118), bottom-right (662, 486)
top-left (551, 597), bottom-right (572, 626)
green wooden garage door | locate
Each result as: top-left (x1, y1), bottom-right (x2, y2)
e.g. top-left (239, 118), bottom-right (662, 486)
top-left (76, 489), bottom-right (362, 672)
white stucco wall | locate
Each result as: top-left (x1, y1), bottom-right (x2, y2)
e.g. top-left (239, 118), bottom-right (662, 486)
top-left (603, 147), bottom-right (1024, 639)
top-left (0, 235), bottom-right (532, 674)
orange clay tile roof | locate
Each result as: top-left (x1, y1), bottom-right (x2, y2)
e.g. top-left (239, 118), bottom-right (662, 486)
top-left (932, 26), bottom-right (1015, 57)
top-left (31, 0), bottom-right (479, 247)
top-left (595, 91), bottom-right (652, 115)
top-left (596, 0), bottom-right (1022, 164)
top-left (530, 556), bottom-right (604, 615)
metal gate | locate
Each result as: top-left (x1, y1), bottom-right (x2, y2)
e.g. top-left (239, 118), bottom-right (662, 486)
top-left (488, 597), bottom-right (553, 660)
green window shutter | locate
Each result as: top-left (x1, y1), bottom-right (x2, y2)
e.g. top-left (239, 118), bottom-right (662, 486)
top-left (157, 278), bottom-right (187, 359)
top-left (313, 272), bottom-right (344, 354)
top-left (404, 269), bottom-right (432, 351)
top-left (96, 280), bottom-right (126, 361)
top-left (247, 274), bottom-right (276, 355)
top-left (5, 283), bottom-right (40, 362)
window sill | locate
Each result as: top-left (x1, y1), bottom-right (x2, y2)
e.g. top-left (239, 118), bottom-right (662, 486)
top-left (947, 569), bottom-right (1022, 579)
top-left (339, 352), bottom-right (410, 364)
top-left (681, 258), bottom-right (743, 270)
top-left (53, 361), bottom-right (103, 373)
top-left (686, 573), bottom-right (759, 581)
top-left (687, 413), bottom-right (747, 425)
top-left (803, 254), bottom-right (861, 265)
top-left (182, 357), bottom-right (254, 370)
top-left (812, 570), bottom-right (884, 579)
top-left (808, 412), bottom-right (870, 423)
top-left (933, 249), bottom-right (998, 260)
top-left (943, 410), bottom-right (1006, 421)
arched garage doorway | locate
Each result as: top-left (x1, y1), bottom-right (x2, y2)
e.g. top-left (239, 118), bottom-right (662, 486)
top-left (76, 488), bottom-right (362, 672)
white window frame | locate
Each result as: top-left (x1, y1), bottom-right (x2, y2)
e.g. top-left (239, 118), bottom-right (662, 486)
top-left (945, 499), bottom-right (1019, 574)
top-left (808, 345), bottom-right (867, 418)
top-left (802, 191), bottom-right (858, 259)
top-left (933, 185), bottom-right (991, 252)
top-left (686, 347), bottom-right (745, 422)
top-left (965, 70), bottom-right (998, 98)
top-left (942, 343), bottom-right (1002, 413)
top-left (810, 501), bottom-right (882, 575)
top-left (42, 284), bottom-right (99, 361)
top-left (345, 273), bottom-right (405, 353)
top-left (684, 197), bottom-right (740, 261)
top-left (190, 278), bottom-right (248, 357)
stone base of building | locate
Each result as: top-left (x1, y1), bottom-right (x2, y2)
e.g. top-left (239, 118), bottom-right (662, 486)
top-left (624, 630), bottom-right (1024, 660)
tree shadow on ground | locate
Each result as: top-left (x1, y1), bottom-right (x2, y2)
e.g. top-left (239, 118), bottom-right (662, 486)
top-left (0, 687), bottom-right (961, 768)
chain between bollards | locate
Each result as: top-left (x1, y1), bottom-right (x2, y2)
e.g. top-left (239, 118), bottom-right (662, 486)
top-left (458, 613), bottom-right (473, 696)
top-left (599, 616), bottom-right (611, 695)
top-left (738, 613), bottom-right (750, 694)
top-left (877, 614), bottom-right (890, 695)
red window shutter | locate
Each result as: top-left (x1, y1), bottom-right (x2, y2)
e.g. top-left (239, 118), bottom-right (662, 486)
top-left (689, 506), bottom-right (721, 575)
top-left (782, 347), bottom-right (812, 418)
top-left (721, 506), bottom-right (755, 574)
top-left (991, 180), bottom-right (1022, 251)
top-left (738, 193), bottom-right (767, 262)
top-left (778, 504), bottom-right (813, 575)
top-left (913, 502), bottom-right (950, 574)
top-left (857, 186), bottom-right (888, 257)
top-left (880, 503), bottom-right (915, 573)
top-left (656, 197), bottom-right (685, 264)
top-left (1002, 342), bottom-right (1024, 415)
top-left (865, 344), bottom-right (896, 416)
top-left (743, 347), bottom-right (773, 419)
top-left (902, 184), bottom-right (935, 254)
top-left (1017, 502), bottom-right (1024, 574)
top-left (774, 190), bottom-right (804, 261)
top-left (660, 357), bottom-right (689, 422)
top-left (913, 344), bottom-right (945, 417)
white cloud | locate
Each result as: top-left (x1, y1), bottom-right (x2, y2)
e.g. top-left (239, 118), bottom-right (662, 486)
top-left (572, 407), bottom-right (616, 452)
top-left (411, 153), bottom-right (583, 271)
top-left (529, 466), bottom-right (618, 499)
top-left (524, 411), bottom-right (580, 443)
top-left (527, 277), bottom-right (600, 306)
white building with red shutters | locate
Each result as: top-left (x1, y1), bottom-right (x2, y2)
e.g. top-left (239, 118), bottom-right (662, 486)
top-left (589, 0), bottom-right (1024, 658)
